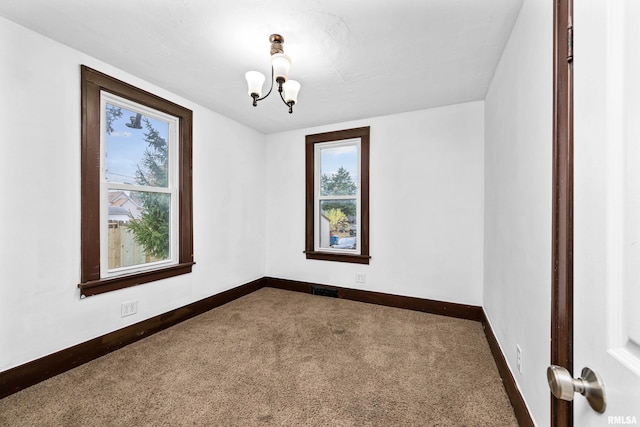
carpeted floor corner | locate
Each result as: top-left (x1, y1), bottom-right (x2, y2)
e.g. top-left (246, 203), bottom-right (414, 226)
top-left (0, 287), bottom-right (517, 426)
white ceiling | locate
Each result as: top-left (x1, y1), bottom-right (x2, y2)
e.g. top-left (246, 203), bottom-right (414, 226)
top-left (0, 0), bottom-right (523, 134)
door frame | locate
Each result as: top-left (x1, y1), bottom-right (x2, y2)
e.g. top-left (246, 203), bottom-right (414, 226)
top-left (551, 0), bottom-right (574, 425)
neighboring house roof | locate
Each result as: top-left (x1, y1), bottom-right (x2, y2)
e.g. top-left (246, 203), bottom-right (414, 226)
top-left (111, 195), bottom-right (126, 206)
top-left (108, 205), bottom-right (132, 223)
top-left (108, 191), bottom-right (125, 202)
top-left (108, 191), bottom-right (144, 220)
top-left (108, 206), bottom-right (130, 216)
top-left (109, 190), bottom-right (141, 205)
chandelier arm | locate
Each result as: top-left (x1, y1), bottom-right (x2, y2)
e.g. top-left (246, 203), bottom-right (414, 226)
top-left (278, 88), bottom-right (288, 106)
top-left (255, 67), bottom-right (275, 103)
top-left (279, 90), bottom-right (294, 114)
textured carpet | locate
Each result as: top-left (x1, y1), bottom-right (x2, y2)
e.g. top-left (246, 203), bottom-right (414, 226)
top-left (0, 287), bottom-right (517, 426)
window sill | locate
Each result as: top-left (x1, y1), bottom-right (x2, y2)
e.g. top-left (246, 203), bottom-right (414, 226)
top-left (305, 251), bottom-right (370, 265)
top-left (78, 262), bottom-right (195, 297)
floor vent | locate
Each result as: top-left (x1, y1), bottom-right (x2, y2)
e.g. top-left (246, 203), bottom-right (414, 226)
top-left (311, 285), bottom-right (339, 298)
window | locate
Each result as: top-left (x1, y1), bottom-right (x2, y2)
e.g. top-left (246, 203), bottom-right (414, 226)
top-left (305, 126), bottom-right (370, 264)
top-left (79, 66), bottom-right (194, 297)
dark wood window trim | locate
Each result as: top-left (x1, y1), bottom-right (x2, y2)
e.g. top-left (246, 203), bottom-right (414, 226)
top-left (79, 65), bottom-right (194, 298)
top-left (305, 126), bottom-right (370, 264)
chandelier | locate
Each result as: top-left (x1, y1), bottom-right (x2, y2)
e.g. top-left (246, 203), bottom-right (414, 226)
top-left (245, 34), bottom-right (301, 114)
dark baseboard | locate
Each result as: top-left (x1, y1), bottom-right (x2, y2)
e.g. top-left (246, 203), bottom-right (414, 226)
top-left (481, 310), bottom-right (535, 427)
top-left (0, 277), bottom-right (264, 399)
top-left (1, 274), bottom-right (534, 427)
top-left (264, 276), bottom-right (483, 321)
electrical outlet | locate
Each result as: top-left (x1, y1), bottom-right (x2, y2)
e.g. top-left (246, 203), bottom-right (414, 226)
top-left (121, 300), bottom-right (138, 317)
top-left (355, 272), bottom-right (366, 283)
top-left (516, 344), bottom-right (523, 374)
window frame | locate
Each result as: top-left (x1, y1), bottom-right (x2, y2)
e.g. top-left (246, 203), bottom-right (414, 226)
top-left (79, 65), bottom-right (194, 297)
top-left (100, 93), bottom-right (180, 278)
top-left (313, 139), bottom-right (361, 254)
top-left (305, 126), bottom-right (370, 264)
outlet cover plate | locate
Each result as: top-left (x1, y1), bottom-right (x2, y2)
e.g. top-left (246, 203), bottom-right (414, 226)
top-left (121, 300), bottom-right (138, 317)
top-left (516, 344), bottom-right (523, 374)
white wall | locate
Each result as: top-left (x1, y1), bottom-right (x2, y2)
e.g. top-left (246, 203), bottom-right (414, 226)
top-left (483, 0), bottom-right (552, 425)
top-left (0, 16), bottom-right (265, 372)
top-left (265, 102), bottom-right (485, 306)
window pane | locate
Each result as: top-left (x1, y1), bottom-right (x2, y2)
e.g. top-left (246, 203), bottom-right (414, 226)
top-left (320, 144), bottom-right (358, 196)
top-left (105, 103), bottom-right (169, 187)
top-left (108, 189), bottom-right (170, 269)
top-left (319, 199), bottom-right (357, 249)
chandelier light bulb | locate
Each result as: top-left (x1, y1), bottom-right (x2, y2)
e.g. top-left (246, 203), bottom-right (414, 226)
top-left (283, 80), bottom-right (300, 104)
top-left (245, 71), bottom-right (265, 97)
top-left (271, 53), bottom-right (291, 83)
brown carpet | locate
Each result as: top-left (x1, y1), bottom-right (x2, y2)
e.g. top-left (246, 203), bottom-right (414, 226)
top-left (0, 287), bottom-right (517, 426)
